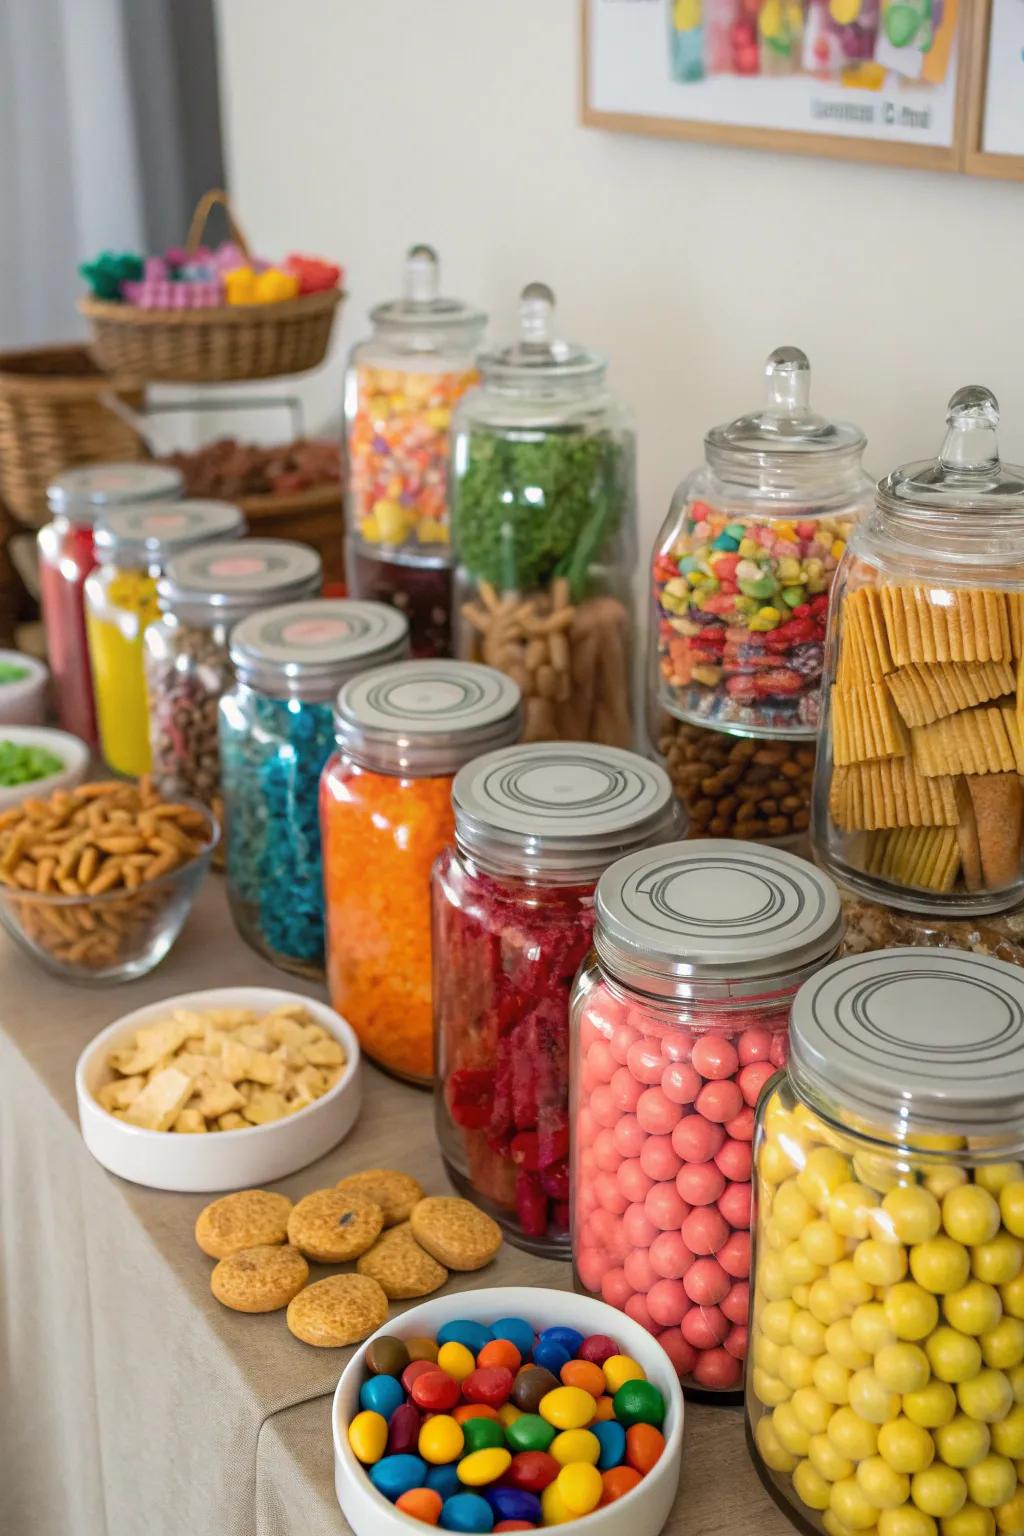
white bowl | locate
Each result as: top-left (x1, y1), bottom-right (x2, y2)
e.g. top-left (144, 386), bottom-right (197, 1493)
top-left (332, 1286), bottom-right (684, 1536)
top-left (0, 650), bottom-right (48, 725)
top-left (0, 726), bottom-right (90, 809)
top-left (76, 986), bottom-right (361, 1192)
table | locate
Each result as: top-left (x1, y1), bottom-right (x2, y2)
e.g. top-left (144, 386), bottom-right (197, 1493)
top-left (0, 879), bottom-right (794, 1536)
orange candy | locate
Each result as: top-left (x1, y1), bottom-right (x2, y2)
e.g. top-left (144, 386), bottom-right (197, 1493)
top-left (592, 1395), bottom-right (616, 1422)
top-left (560, 1359), bottom-right (606, 1398)
top-left (478, 1339), bottom-right (522, 1373)
top-left (600, 1466), bottom-right (643, 1505)
top-left (626, 1423), bottom-right (665, 1474)
top-left (396, 1487), bottom-right (442, 1524)
top-left (453, 1403), bottom-right (502, 1425)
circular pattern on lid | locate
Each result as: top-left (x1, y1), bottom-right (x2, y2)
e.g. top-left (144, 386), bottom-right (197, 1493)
top-left (230, 599), bottom-right (409, 699)
top-left (339, 660), bottom-right (519, 735)
top-left (47, 461), bottom-right (184, 515)
top-left (95, 499), bottom-right (244, 558)
top-left (791, 947), bottom-right (1024, 1130)
top-left (161, 539), bottom-right (321, 607)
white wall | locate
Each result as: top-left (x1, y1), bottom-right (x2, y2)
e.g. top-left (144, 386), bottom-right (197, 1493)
top-left (215, 0), bottom-right (1024, 560)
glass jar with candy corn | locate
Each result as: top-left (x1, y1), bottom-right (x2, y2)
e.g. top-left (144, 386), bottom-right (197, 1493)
top-left (571, 840), bottom-right (843, 1399)
top-left (344, 245), bottom-right (485, 657)
top-left (748, 946), bottom-right (1024, 1536)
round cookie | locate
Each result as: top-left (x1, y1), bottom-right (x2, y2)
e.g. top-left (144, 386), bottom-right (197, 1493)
top-left (335, 1168), bottom-right (424, 1227)
top-left (195, 1189), bottom-right (292, 1259)
top-left (287, 1190), bottom-right (384, 1263)
top-left (356, 1221), bottom-right (448, 1299)
top-left (210, 1244), bottom-right (309, 1313)
top-left (286, 1273), bottom-right (388, 1347)
top-left (409, 1196), bottom-right (503, 1272)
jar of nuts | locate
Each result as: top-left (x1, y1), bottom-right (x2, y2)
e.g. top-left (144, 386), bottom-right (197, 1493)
top-left (656, 715), bottom-right (815, 846)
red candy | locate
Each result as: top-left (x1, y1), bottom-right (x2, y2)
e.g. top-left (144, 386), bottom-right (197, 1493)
top-left (578, 1333), bottom-right (619, 1366)
top-left (387, 1402), bottom-right (422, 1454)
top-left (462, 1366), bottom-right (514, 1407)
top-left (411, 1369), bottom-right (461, 1412)
top-left (402, 1359), bottom-right (438, 1394)
top-left (507, 1451), bottom-right (559, 1492)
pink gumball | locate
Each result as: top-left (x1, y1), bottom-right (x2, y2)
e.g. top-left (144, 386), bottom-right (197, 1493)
top-left (693, 1346), bottom-right (743, 1390)
top-left (580, 1149), bottom-right (597, 1180)
top-left (576, 1108), bottom-right (596, 1148)
top-left (769, 1033), bottom-right (789, 1068)
top-left (594, 1129), bottom-right (622, 1173)
top-left (624, 1293), bottom-right (658, 1334)
top-left (676, 1162), bottom-right (727, 1207)
top-left (717, 1230), bottom-right (751, 1279)
top-left (580, 1063), bottom-right (598, 1095)
top-left (681, 1303), bottom-right (729, 1349)
top-left (672, 1114), bottom-right (725, 1165)
top-left (590, 1086), bottom-right (620, 1129)
top-left (738, 1061), bottom-right (776, 1108)
top-left (595, 1172), bottom-right (629, 1215)
top-left (738, 1028), bottom-right (774, 1065)
top-left (623, 1202), bottom-right (659, 1249)
top-left (691, 1034), bottom-right (739, 1081)
top-left (626, 1039), bottom-right (664, 1085)
top-left (610, 1218), bottom-right (632, 1263)
top-left (661, 1061), bottom-right (701, 1105)
top-left (649, 1230), bottom-right (694, 1280)
top-left (696, 1080), bottom-right (743, 1125)
top-left (624, 1248), bottom-right (658, 1293)
top-left (661, 1030), bottom-right (695, 1064)
top-left (589, 1207), bottom-right (619, 1248)
top-left (577, 1246), bottom-right (609, 1293)
top-left (588, 1040), bottom-right (618, 1084)
top-left (724, 1324), bottom-right (748, 1361)
top-left (684, 1259), bottom-right (730, 1307)
top-left (600, 1266), bottom-right (632, 1309)
top-left (584, 988), bottom-right (626, 1037)
top-left (579, 1014), bottom-right (602, 1053)
top-left (721, 1281), bottom-right (750, 1325)
top-left (681, 1206), bottom-right (730, 1257)
top-left (715, 1138), bottom-right (753, 1183)
top-left (647, 1278), bottom-right (690, 1327)
top-left (612, 1115), bottom-right (646, 1158)
top-left (639, 1135), bottom-right (682, 1183)
top-left (577, 1186), bottom-right (598, 1221)
top-left (724, 1105), bottom-right (756, 1142)
top-left (645, 1182), bottom-right (689, 1232)
top-left (637, 1088), bottom-right (681, 1136)
top-left (718, 1181), bottom-right (752, 1230)
top-left (617, 1158), bottom-right (654, 1203)
top-left (610, 1066), bottom-right (644, 1113)
top-left (657, 1328), bottom-right (698, 1379)
top-left (610, 1020), bottom-right (640, 1064)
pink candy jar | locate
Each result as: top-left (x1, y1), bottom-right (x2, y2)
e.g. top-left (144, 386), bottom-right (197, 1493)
top-left (571, 839), bottom-right (843, 1400)
top-left (434, 743), bottom-right (682, 1259)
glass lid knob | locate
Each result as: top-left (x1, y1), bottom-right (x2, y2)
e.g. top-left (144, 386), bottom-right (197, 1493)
top-left (939, 385), bottom-right (1002, 476)
top-left (764, 345), bottom-right (812, 418)
top-left (403, 243), bottom-right (440, 304)
top-left (518, 282), bottom-right (556, 351)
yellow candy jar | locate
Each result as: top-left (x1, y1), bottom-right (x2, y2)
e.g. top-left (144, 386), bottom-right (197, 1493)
top-left (747, 947), bottom-right (1024, 1536)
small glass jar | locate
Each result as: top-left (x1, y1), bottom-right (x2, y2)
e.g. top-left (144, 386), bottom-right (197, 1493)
top-left (650, 347), bottom-right (871, 838)
top-left (748, 947), bottom-right (1024, 1536)
top-left (571, 840), bottom-right (843, 1396)
top-left (322, 659), bottom-right (521, 1085)
top-left (435, 743), bottom-right (682, 1257)
top-left (39, 461), bottom-right (183, 743)
top-left (813, 386), bottom-right (1024, 919)
top-left (344, 244), bottom-right (485, 657)
top-left (451, 282), bottom-right (636, 746)
top-left (145, 539), bottom-right (322, 811)
top-left (85, 499), bottom-right (244, 776)
top-left (220, 599), bottom-right (409, 977)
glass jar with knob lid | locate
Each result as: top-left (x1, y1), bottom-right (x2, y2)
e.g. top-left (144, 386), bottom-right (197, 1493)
top-left (451, 282), bottom-right (636, 747)
top-left (812, 386), bottom-right (1024, 919)
top-left (344, 244), bottom-right (486, 658)
top-left (650, 346), bottom-right (871, 843)
top-left (748, 946), bottom-right (1024, 1536)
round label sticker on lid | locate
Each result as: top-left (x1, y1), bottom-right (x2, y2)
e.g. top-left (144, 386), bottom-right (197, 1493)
top-left (95, 498), bottom-right (244, 558)
top-left (790, 947), bottom-right (1024, 1132)
top-left (46, 461), bottom-right (184, 516)
top-left (160, 539), bottom-right (322, 611)
top-left (229, 598), bottom-right (409, 699)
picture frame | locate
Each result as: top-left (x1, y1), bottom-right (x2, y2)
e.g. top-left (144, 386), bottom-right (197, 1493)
top-left (963, 0), bottom-right (1024, 180)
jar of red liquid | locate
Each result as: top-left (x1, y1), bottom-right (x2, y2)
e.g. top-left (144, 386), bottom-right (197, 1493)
top-left (571, 839), bottom-right (843, 1399)
top-left (39, 461), bottom-right (183, 742)
top-left (434, 743), bottom-right (683, 1258)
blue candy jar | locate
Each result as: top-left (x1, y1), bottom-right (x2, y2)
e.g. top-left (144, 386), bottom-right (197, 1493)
top-left (220, 598), bottom-right (409, 976)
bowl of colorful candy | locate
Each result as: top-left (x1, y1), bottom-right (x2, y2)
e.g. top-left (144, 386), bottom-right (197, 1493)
top-left (333, 1286), bottom-right (684, 1535)
top-left (0, 650), bottom-right (49, 726)
top-left (0, 726), bottom-right (89, 810)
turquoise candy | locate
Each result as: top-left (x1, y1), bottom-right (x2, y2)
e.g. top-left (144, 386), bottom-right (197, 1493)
top-left (440, 1491), bottom-right (495, 1532)
top-left (359, 1374), bottom-right (404, 1419)
top-left (369, 1453), bottom-right (428, 1501)
top-left (506, 1413), bottom-right (556, 1453)
top-left (712, 532), bottom-right (739, 552)
top-left (436, 1319), bottom-right (492, 1354)
top-left (613, 1378), bottom-right (666, 1428)
top-left (592, 1418), bottom-right (627, 1470)
top-left (463, 1417), bottom-right (506, 1453)
top-left (724, 522), bottom-right (747, 541)
top-left (426, 1463), bottom-right (462, 1501)
top-left (679, 554), bottom-right (699, 574)
top-left (489, 1317), bottom-right (534, 1358)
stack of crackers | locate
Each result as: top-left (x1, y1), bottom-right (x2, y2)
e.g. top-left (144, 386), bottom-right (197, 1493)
top-left (829, 583), bottom-right (1024, 895)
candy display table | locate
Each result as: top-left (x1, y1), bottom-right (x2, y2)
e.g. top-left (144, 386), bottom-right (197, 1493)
top-left (0, 878), bottom-right (792, 1536)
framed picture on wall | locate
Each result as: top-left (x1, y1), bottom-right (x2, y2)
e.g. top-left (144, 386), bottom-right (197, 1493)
top-left (580, 0), bottom-right (970, 172)
top-left (964, 0), bottom-right (1024, 179)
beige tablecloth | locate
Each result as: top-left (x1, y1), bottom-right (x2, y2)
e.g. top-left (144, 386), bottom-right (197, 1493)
top-left (0, 880), bottom-right (789, 1536)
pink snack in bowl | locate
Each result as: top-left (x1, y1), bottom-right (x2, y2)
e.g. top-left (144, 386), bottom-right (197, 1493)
top-left (570, 840), bottom-right (843, 1400)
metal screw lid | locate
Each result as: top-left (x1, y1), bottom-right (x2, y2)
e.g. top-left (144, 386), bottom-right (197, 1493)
top-left (159, 540), bottom-right (322, 627)
top-left (335, 660), bottom-right (521, 776)
top-left (230, 599), bottom-right (409, 702)
top-left (94, 499), bottom-right (245, 566)
top-left (47, 462), bottom-right (184, 522)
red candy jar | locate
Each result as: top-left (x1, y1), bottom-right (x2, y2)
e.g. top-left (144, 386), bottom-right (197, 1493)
top-left (570, 840), bottom-right (842, 1400)
top-left (433, 743), bottom-right (682, 1258)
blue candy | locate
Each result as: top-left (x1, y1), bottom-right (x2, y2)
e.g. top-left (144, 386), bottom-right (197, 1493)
top-left (485, 1486), bottom-right (542, 1523)
top-left (359, 1374), bottom-right (404, 1419)
top-left (538, 1326), bottom-right (584, 1357)
top-left (532, 1338), bottom-right (571, 1375)
top-left (426, 1463), bottom-right (462, 1501)
top-left (440, 1492), bottom-right (494, 1533)
top-left (436, 1319), bottom-right (492, 1354)
top-left (489, 1316), bottom-right (534, 1359)
top-left (592, 1418), bottom-right (627, 1471)
top-left (369, 1454), bottom-right (427, 1502)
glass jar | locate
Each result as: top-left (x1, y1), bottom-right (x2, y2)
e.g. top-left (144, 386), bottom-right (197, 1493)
top-left (571, 840), bottom-right (843, 1396)
top-left (85, 499), bottom-right (244, 776)
top-left (39, 461), bottom-right (183, 743)
top-left (748, 947), bottom-right (1024, 1536)
top-left (451, 283), bottom-right (636, 747)
top-left (344, 244), bottom-right (485, 657)
top-left (841, 894), bottom-right (1024, 970)
top-left (650, 347), bottom-right (872, 836)
top-left (220, 599), bottom-right (409, 976)
top-left (435, 743), bottom-right (682, 1257)
top-left (812, 386), bottom-right (1024, 919)
top-left (322, 659), bottom-right (521, 1085)
top-left (145, 539), bottom-right (322, 811)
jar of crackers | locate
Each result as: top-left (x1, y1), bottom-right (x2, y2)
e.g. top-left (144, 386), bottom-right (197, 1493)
top-left (812, 386), bottom-right (1024, 916)
top-left (650, 348), bottom-right (871, 845)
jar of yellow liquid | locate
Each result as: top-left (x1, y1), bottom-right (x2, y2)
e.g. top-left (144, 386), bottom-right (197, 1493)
top-left (85, 500), bottom-right (245, 775)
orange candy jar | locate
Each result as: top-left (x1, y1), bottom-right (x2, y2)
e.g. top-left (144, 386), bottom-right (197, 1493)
top-left (320, 660), bottom-right (520, 1084)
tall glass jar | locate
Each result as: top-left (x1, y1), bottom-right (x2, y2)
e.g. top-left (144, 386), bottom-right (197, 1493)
top-left (571, 840), bottom-right (843, 1396)
top-left (344, 244), bottom-right (485, 658)
top-left (651, 346), bottom-right (872, 840)
top-left (451, 283), bottom-right (636, 747)
top-left (748, 947), bottom-right (1024, 1536)
top-left (39, 461), bottom-right (183, 743)
top-left (435, 744), bottom-right (682, 1257)
top-left (813, 386), bottom-right (1024, 920)
top-left (220, 599), bottom-right (408, 977)
top-left (85, 499), bottom-right (244, 776)
top-left (145, 539), bottom-right (322, 812)
top-left (322, 660), bottom-right (520, 1085)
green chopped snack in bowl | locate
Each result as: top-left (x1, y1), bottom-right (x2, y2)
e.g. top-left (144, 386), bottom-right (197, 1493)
top-left (0, 741), bottom-right (65, 787)
top-left (0, 661), bottom-right (29, 684)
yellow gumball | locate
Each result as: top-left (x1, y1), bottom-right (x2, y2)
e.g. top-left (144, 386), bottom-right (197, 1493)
top-left (882, 1187), bottom-right (944, 1246)
top-left (983, 1321), bottom-right (1024, 1372)
top-left (857, 1153), bottom-right (906, 1195)
top-left (794, 1457), bottom-right (834, 1511)
top-left (946, 1283), bottom-right (1004, 1338)
top-left (828, 1319), bottom-right (873, 1371)
top-left (856, 1239), bottom-right (910, 1288)
top-left (784, 1242), bottom-right (826, 1288)
top-left (780, 1345), bottom-right (818, 1391)
top-left (913, 1466), bottom-right (969, 1519)
top-left (756, 1336), bottom-right (784, 1376)
top-left (774, 1179), bottom-right (817, 1238)
top-left (967, 1455), bottom-right (1018, 1509)
top-left (824, 1515), bottom-right (862, 1536)
top-left (804, 1219), bottom-right (850, 1267)
top-left (858, 1456), bottom-right (912, 1510)
top-left (941, 1505), bottom-right (997, 1536)
top-left (774, 1400), bottom-right (813, 1457)
top-left (904, 1383), bottom-right (959, 1431)
top-left (927, 1329), bottom-right (984, 1385)
top-left (833, 1260), bottom-right (875, 1310)
top-left (812, 1280), bottom-right (854, 1326)
top-left (850, 1369), bottom-right (902, 1426)
top-left (800, 1148), bottom-right (855, 1211)
top-left (878, 1508), bottom-right (939, 1536)
top-left (925, 1167), bottom-right (970, 1203)
top-left (793, 1310), bottom-right (829, 1357)
top-left (878, 1417), bottom-right (937, 1474)
top-left (991, 1405), bottom-right (1024, 1460)
top-left (935, 1416), bottom-right (992, 1470)
top-left (794, 1386), bottom-right (836, 1436)
top-left (761, 1139), bottom-right (798, 1186)
top-left (945, 1190), bottom-right (1002, 1250)
top-left (760, 1252), bottom-right (792, 1302)
top-left (994, 1488), bottom-right (1024, 1534)
top-left (974, 1237), bottom-right (1024, 1288)
top-left (825, 1406), bottom-right (879, 1462)
top-left (958, 1371), bottom-right (1014, 1426)
top-left (762, 1298), bottom-right (798, 1345)
top-left (876, 1343), bottom-right (932, 1395)
top-left (886, 1284), bottom-right (941, 1342)
top-left (815, 1355), bottom-right (853, 1406)
top-left (1001, 1277), bottom-right (1024, 1322)
top-left (811, 1431), bottom-right (856, 1483)
top-left (754, 1368), bottom-right (793, 1407)
top-left (832, 1474), bottom-right (884, 1530)
top-left (831, 1182), bottom-right (882, 1239)
top-left (1010, 1366), bottom-right (1024, 1405)
top-left (755, 1413), bottom-right (799, 1472)
top-left (913, 1238), bottom-right (973, 1296)
top-left (974, 1166), bottom-right (1023, 1196)
top-left (794, 1284), bottom-right (813, 1309)
top-left (853, 1302), bottom-right (898, 1353)
top-left (999, 1185), bottom-right (1024, 1241)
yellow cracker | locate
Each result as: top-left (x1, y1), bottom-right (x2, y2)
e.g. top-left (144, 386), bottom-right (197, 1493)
top-left (862, 826), bottom-right (960, 893)
top-left (837, 587), bottom-right (894, 686)
top-left (911, 706), bottom-right (1017, 778)
top-left (1011, 594), bottom-right (1024, 660)
top-left (885, 659), bottom-right (1016, 729)
top-left (831, 682), bottom-right (909, 766)
top-left (881, 585), bottom-right (1011, 667)
top-left (829, 760), bottom-right (958, 831)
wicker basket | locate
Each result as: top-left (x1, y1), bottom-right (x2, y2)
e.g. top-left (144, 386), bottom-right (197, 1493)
top-left (0, 343), bottom-right (145, 527)
top-left (78, 190), bottom-right (343, 385)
